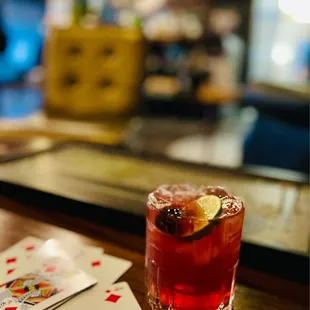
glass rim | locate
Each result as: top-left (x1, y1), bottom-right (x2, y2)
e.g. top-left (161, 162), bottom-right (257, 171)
top-left (147, 192), bottom-right (245, 221)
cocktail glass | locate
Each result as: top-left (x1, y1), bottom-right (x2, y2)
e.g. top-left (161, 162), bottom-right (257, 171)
top-left (146, 184), bottom-right (245, 310)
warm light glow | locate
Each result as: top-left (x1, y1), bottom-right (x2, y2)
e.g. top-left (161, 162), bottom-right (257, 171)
top-left (271, 43), bottom-right (294, 65)
top-left (135, 0), bottom-right (166, 15)
top-left (279, 0), bottom-right (310, 23)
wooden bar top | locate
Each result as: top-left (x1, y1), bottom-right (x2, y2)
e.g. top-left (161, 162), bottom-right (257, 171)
top-left (0, 196), bottom-right (308, 310)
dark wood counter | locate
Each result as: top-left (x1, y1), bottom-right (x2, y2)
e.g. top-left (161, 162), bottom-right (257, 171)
top-left (0, 196), bottom-right (308, 309)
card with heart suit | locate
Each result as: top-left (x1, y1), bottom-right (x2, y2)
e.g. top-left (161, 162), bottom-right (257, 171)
top-left (52, 282), bottom-right (141, 310)
top-left (0, 237), bottom-right (103, 282)
top-left (0, 239), bottom-right (98, 310)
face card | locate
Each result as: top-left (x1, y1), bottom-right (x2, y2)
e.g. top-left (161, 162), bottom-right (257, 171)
top-left (0, 238), bottom-right (133, 310)
top-left (0, 240), bottom-right (98, 310)
top-left (51, 282), bottom-right (141, 310)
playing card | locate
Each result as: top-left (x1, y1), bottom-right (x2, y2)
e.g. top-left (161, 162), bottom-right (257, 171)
top-left (75, 253), bottom-right (132, 286)
top-left (1, 238), bottom-right (133, 310)
top-left (101, 282), bottom-right (141, 310)
top-left (0, 237), bottom-right (103, 282)
top-left (43, 240), bottom-right (103, 261)
top-left (0, 239), bottom-right (98, 310)
top-left (51, 282), bottom-right (141, 310)
top-left (46, 253), bottom-right (133, 310)
top-left (0, 237), bottom-right (43, 281)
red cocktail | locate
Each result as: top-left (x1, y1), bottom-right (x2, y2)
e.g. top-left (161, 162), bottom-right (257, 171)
top-left (146, 184), bottom-right (245, 310)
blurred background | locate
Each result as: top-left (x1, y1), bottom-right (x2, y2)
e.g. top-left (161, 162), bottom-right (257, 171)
top-left (0, 0), bottom-right (309, 175)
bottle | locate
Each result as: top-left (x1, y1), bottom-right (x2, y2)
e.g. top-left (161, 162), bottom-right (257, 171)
top-left (72, 0), bottom-right (88, 25)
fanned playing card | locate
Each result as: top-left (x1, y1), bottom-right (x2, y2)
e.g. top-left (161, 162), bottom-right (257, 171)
top-left (0, 238), bottom-right (133, 310)
top-left (0, 237), bottom-right (102, 282)
top-left (0, 239), bottom-right (97, 310)
top-left (50, 282), bottom-right (141, 310)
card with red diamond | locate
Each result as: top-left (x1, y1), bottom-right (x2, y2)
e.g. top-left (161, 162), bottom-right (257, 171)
top-left (0, 237), bottom-right (102, 283)
top-left (49, 282), bottom-right (141, 310)
top-left (46, 255), bottom-right (133, 310)
top-left (47, 253), bottom-right (133, 310)
top-left (0, 237), bottom-right (45, 282)
top-left (0, 238), bottom-right (133, 310)
top-left (74, 252), bottom-right (132, 288)
top-left (0, 239), bottom-right (97, 310)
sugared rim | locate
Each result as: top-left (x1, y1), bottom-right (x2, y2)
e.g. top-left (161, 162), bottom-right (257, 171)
top-left (147, 184), bottom-right (244, 221)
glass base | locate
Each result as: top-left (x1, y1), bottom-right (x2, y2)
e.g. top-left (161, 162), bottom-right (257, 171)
top-left (147, 293), bottom-right (233, 310)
